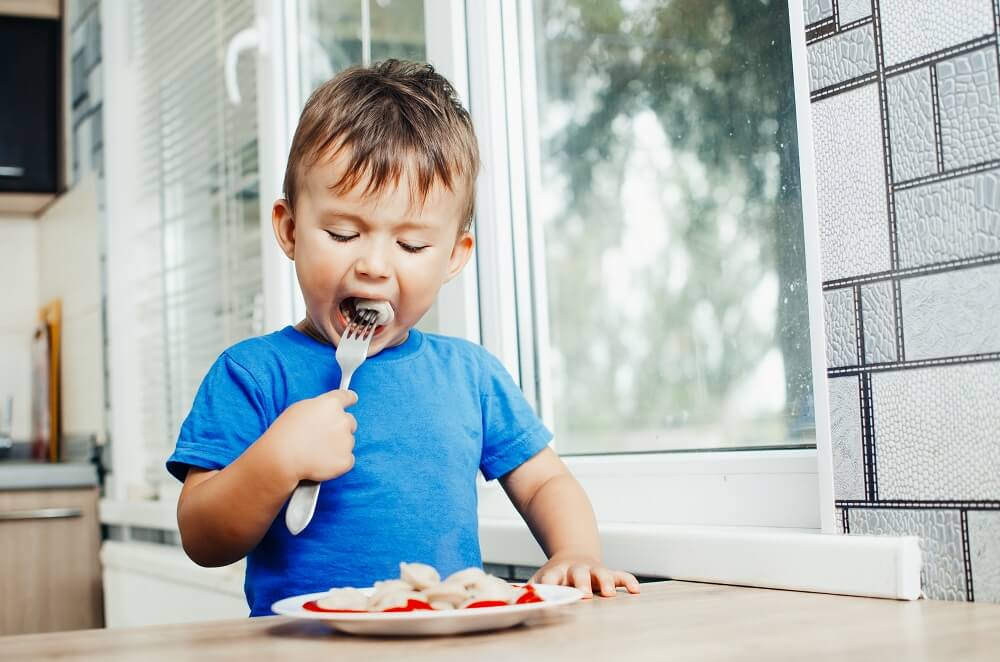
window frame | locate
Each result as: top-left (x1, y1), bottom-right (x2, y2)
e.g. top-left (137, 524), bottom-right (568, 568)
top-left (455, 0), bottom-right (836, 535)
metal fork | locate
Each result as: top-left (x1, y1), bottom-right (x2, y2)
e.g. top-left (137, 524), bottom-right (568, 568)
top-left (285, 308), bottom-right (378, 535)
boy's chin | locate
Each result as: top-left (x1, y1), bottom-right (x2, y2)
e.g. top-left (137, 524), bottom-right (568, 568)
top-left (367, 328), bottom-right (409, 355)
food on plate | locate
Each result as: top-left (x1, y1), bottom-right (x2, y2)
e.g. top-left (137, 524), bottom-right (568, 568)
top-left (305, 563), bottom-right (543, 613)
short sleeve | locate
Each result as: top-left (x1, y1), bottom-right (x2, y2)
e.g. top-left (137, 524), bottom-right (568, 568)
top-left (166, 353), bottom-right (271, 482)
top-left (478, 350), bottom-right (553, 481)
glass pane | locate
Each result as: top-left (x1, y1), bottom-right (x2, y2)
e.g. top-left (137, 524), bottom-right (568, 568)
top-left (527, 0), bottom-right (815, 454)
top-left (298, 0), bottom-right (426, 104)
top-left (296, 0), bottom-right (440, 332)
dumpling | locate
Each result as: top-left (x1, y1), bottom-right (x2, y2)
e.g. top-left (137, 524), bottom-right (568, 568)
top-left (399, 562), bottom-right (440, 590)
top-left (422, 581), bottom-right (470, 608)
top-left (369, 579), bottom-right (412, 602)
top-left (369, 590), bottom-right (426, 612)
top-left (355, 299), bottom-right (394, 325)
top-left (443, 567), bottom-right (488, 588)
top-left (316, 587), bottom-right (367, 611)
top-left (466, 574), bottom-right (521, 604)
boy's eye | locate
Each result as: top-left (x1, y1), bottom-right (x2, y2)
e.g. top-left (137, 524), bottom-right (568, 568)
top-left (398, 241), bottom-right (429, 254)
top-left (326, 231), bottom-right (357, 242)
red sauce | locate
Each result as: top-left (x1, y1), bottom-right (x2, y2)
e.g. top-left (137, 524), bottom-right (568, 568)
top-left (302, 584), bottom-right (543, 613)
top-left (303, 600), bottom-right (366, 613)
top-left (464, 600), bottom-right (509, 609)
top-left (383, 599), bottom-right (433, 612)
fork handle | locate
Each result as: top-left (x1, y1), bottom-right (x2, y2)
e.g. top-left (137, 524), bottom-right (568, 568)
top-left (285, 371), bottom-right (355, 535)
top-left (286, 480), bottom-right (319, 536)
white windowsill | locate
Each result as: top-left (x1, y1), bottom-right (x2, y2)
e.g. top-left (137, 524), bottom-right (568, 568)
top-left (480, 518), bottom-right (921, 601)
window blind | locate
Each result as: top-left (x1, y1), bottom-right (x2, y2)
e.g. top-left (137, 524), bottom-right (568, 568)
top-left (131, 0), bottom-right (263, 483)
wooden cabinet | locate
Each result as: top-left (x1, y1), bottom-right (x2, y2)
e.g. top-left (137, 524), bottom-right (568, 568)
top-left (0, 487), bottom-right (103, 635)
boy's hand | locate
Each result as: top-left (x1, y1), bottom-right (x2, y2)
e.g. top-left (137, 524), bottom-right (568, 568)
top-left (268, 389), bottom-right (358, 484)
top-left (530, 554), bottom-right (641, 598)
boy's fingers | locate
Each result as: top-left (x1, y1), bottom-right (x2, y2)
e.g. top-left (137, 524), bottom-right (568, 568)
top-left (593, 568), bottom-right (616, 597)
top-left (324, 389), bottom-right (358, 406)
top-left (569, 565), bottom-right (593, 597)
top-left (616, 571), bottom-right (641, 594)
top-left (536, 567), bottom-right (565, 586)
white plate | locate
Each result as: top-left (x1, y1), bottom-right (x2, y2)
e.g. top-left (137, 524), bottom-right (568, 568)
top-left (271, 584), bottom-right (584, 636)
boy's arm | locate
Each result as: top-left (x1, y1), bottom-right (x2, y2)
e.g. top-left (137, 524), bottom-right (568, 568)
top-left (177, 388), bottom-right (358, 567)
top-left (499, 447), bottom-right (640, 597)
top-left (178, 442), bottom-right (298, 567)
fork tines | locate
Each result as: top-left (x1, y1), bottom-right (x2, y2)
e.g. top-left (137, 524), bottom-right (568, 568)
top-left (346, 308), bottom-right (379, 340)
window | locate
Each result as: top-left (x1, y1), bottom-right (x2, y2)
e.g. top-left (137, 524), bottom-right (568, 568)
top-left (466, 0), bottom-right (830, 532)
top-left (128, 0), bottom-right (264, 482)
top-left (106, 0), bottom-right (828, 530)
top-left (523, 0), bottom-right (816, 455)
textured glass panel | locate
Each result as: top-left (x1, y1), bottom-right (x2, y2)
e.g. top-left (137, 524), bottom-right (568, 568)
top-left (968, 511), bottom-right (1000, 604)
top-left (849, 508), bottom-right (966, 601)
top-left (823, 288), bottom-right (857, 367)
top-left (937, 47), bottom-right (1000, 171)
top-left (812, 83), bottom-right (890, 280)
top-left (900, 263), bottom-right (1000, 360)
top-left (879, 0), bottom-right (994, 67)
top-left (806, 25), bottom-right (876, 92)
top-left (886, 68), bottom-right (937, 182)
top-left (895, 169), bottom-right (1000, 268)
top-left (827, 377), bottom-right (864, 501)
top-left (873, 362), bottom-right (1000, 500)
top-left (528, 0), bottom-right (815, 453)
top-left (837, 0), bottom-right (871, 26)
top-left (802, 0), bottom-right (833, 25)
top-left (860, 281), bottom-right (896, 363)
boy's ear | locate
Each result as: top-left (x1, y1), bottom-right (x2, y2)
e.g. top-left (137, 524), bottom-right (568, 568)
top-left (272, 199), bottom-right (296, 260)
top-left (445, 231), bottom-right (475, 283)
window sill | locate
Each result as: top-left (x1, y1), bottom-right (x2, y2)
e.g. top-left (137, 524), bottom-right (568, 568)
top-left (480, 518), bottom-right (921, 600)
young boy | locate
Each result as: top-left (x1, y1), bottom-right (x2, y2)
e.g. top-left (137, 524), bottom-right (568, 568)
top-left (168, 59), bottom-right (639, 616)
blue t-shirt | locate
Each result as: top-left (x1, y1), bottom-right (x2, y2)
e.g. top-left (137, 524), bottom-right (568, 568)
top-left (166, 326), bottom-right (551, 616)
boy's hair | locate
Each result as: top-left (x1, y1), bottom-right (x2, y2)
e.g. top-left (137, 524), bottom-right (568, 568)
top-left (283, 59), bottom-right (480, 232)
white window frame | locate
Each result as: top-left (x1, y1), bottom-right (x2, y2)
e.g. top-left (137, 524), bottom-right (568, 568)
top-left (459, 0), bottom-right (835, 529)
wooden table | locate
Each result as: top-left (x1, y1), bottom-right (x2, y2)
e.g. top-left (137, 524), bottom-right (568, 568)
top-left (3, 581), bottom-right (1000, 661)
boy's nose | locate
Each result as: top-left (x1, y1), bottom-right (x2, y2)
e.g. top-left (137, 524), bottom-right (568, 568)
top-left (354, 248), bottom-right (391, 280)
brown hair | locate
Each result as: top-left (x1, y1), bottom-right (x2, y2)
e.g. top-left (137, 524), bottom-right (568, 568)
top-left (283, 59), bottom-right (480, 232)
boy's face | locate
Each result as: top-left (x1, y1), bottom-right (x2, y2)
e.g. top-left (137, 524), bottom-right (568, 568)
top-left (273, 150), bottom-right (474, 356)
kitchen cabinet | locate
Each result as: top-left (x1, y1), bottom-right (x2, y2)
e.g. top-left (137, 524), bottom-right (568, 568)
top-left (0, 485), bottom-right (103, 635)
top-left (0, 13), bottom-right (60, 212)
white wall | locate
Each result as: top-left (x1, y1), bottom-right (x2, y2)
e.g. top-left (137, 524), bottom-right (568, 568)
top-left (0, 173), bottom-right (104, 446)
top-left (0, 216), bottom-right (41, 442)
top-left (36, 173), bottom-right (105, 442)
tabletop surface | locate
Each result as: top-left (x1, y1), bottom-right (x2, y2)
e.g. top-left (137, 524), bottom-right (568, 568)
top-left (3, 580), bottom-right (1000, 661)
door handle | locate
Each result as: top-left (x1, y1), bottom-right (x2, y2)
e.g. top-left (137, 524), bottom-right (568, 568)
top-left (0, 507), bottom-right (83, 521)
top-left (0, 166), bottom-right (26, 177)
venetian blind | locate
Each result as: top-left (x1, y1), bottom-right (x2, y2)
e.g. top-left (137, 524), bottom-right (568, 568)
top-left (132, 0), bottom-right (264, 483)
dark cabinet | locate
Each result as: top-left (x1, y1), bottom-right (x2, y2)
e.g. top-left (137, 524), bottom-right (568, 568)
top-left (0, 16), bottom-right (60, 194)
